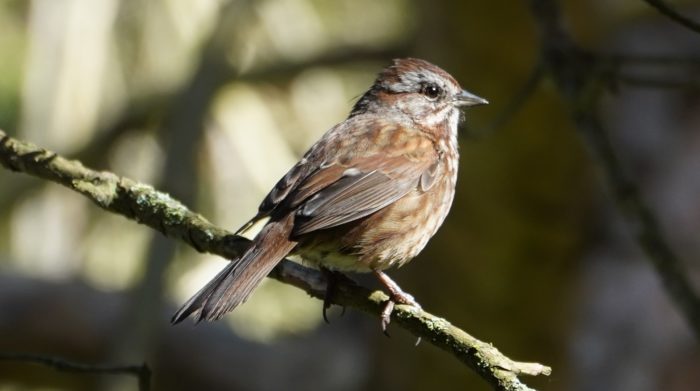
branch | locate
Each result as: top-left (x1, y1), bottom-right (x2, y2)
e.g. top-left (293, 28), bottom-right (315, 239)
top-left (641, 0), bottom-right (700, 35)
top-left (528, 0), bottom-right (700, 338)
top-left (0, 352), bottom-right (150, 391)
top-left (0, 129), bottom-right (551, 390)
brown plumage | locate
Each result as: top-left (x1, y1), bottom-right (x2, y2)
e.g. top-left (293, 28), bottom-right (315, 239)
top-left (172, 58), bottom-right (487, 326)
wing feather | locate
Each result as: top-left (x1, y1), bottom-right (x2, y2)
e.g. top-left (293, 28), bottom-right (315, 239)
top-left (291, 155), bottom-right (434, 236)
top-left (238, 116), bottom-right (440, 237)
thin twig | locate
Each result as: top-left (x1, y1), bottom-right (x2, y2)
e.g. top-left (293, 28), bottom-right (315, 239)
top-left (528, 0), bottom-right (700, 339)
top-left (0, 352), bottom-right (151, 391)
top-left (641, 0), bottom-right (700, 35)
top-left (0, 129), bottom-right (551, 391)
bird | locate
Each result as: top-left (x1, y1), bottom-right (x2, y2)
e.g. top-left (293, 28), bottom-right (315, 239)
top-left (172, 58), bottom-right (487, 330)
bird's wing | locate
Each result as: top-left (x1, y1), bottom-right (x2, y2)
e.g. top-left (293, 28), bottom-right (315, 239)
top-left (238, 118), bottom-right (439, 236)
top-left (291, 162), bottom-right (419, 235)
top-left (289, 136), bottom-right (439, 236)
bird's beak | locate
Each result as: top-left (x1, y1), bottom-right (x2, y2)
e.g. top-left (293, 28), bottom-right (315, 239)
top-left (454, 90), bottom-right (488, 107)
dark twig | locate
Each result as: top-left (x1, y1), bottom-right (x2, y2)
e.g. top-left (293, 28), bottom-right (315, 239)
top-left (0, 352), bottom-right (151, 391)
top-left (641, 0), bottom-right (700, 35)
top-left (528, 0), bottom-right (700, 339)
top-left (0, 129), bottom-right (551, 391)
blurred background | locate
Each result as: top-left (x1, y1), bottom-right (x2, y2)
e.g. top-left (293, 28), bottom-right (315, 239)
top-left (0, 0), bottom-right (699, 390)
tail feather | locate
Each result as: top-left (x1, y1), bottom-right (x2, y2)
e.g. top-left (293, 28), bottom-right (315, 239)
top-left (171, 214), bottom-right (297, 324)
top-left (170, 260), bottom-right (237, 324)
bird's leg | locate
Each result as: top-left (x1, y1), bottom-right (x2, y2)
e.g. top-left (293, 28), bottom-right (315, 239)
top-left (373, 270), bottom-right (421, 334)
top-left (321, 267), bottom-right (350, 323)
top-left (373, 270), bottom-right (421, 307)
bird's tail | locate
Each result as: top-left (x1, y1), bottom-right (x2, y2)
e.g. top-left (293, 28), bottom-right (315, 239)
top-left (171, 214), bottom-right (297, 324)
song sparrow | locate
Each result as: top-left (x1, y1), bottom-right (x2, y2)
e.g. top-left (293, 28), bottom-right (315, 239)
top-left (172, 58), bottom-right (487, 329)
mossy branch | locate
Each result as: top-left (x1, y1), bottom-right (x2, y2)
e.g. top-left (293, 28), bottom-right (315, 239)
top-left (0, 129), bottom-right (551, 391)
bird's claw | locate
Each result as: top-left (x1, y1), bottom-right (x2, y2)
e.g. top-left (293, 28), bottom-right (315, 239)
top-left (322, 268), bottom-right (351, 323)
top-left (380, 300), bottom-right (394, 336)
top-left (379, 290), bottom-right (422, 336)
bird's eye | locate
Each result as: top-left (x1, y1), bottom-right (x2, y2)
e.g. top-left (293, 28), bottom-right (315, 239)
top-left (422, 84), bottom-right (442, 100)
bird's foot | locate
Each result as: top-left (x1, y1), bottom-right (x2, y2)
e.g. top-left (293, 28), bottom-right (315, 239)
top-left (373, 270), bottom-right (422, 335)
top-left (321, 268), bottom-right (352, 323)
